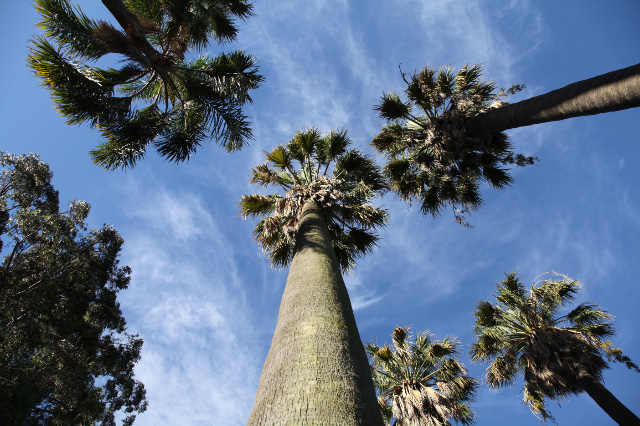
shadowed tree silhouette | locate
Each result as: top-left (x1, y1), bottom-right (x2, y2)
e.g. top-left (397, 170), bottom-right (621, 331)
top-left (470, 272), bottom-right (640, 425)
top-left (29, 0), bottom-right (262, 169)
top-left (0, 153), bottom-right (146, 426)
top-left (240, 128), bottom-right (387, 426)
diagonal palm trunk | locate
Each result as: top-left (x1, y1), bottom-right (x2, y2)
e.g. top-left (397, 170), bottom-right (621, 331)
top-left (247, 201), bottom-right (384, 426)
top-left (466, 63), bottom-right (640, 136)
top-left (577, 370), bottom-right (640, 426)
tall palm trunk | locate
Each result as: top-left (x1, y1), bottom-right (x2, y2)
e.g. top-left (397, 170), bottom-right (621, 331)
top-left (466, 63), bottom-right (640, 136)
top-left (247, 201), bottom-right (384, 426)
top-left (577, 370), bottom-right (640, 426)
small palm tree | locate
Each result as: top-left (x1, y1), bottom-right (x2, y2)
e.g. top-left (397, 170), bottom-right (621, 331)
top-left (470, 272), bottom-right (640, 425)
top-left (372, 64), bottom-right (536, 226)
top-left (241, 129), bottom-right (387, 426)
top-left (29, 0), bottom-right (263, 169)
top-left (366, 327), bottom-right (477, 426)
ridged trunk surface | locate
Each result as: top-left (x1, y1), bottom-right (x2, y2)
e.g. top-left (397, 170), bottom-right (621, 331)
top-left (466, 63), bottom-right (640, 136)
top-left (247, 201), bottom-right (384, 426)
top-left (578, 370), bottom-right (640, 426)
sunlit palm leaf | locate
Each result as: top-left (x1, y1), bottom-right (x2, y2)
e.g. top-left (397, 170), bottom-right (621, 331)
top-left (30, 0), bottom-right (262, 170)
top-left (367, 327), bottom-right (477, 426)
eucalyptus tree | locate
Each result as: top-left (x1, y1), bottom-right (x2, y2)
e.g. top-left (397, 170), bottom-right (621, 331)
top-left (373, 63), bottom-right (640, 224)
top-left (366, 327), bottom-right (477, 426)
top-left (240, 129), bottom-right (388, 426)
top-left (29, 0), bottom-right (262, 169)
top-left (0, 153), bottom-right (146, 426)
top-left (470, 272), bottom-right (640, 425)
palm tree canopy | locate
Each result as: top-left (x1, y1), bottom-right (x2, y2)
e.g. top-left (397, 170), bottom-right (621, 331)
top-left (29, 0), bottom-right (263, 170)
top-left (372, 64), bottom-right (536, 226)
top-left (366, 327), bottom-right (477, 426)
top-left (470, 272), bottom-right (638, 421)
top-left (240, 128), bottom-right (388, 272)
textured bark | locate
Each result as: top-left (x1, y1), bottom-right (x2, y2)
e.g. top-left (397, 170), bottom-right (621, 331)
top-left (247, 201), bottom-right (384, 426)
top-left (578, 370), bottom-right (640, 426)
top-left (466, 63), bottom-right (640, 136)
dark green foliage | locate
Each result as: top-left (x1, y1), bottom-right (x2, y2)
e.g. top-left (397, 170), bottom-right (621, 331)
top-left (29, 0), bottom-right (262, 169)
top-left (470, 272), bottom-right (638, 421)
top-left (0, 153), bottom-right (146, 425)
top-left (240, 129), bottom-right (388, 272)
top-left (366, 327), bottom-right (477, 426)
top-left (372, 64), bottom-right (536, 226)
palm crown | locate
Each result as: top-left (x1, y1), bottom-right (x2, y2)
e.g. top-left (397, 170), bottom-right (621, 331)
top-left (372, 64), bottom-right (535, 225)
top-left (366, 327), bottom-right (477, 426)
top-left (29, 0), bottom-right (263, 169)
top-left (470, 272), bottom-right (638, 420)
top-left (240, 129), bottom-right (388, 272)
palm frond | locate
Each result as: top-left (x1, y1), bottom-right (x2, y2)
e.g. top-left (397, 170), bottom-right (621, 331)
top-left (241, 129), bottom-right (386, 272)
top-left (368, 327), bottom-right (477, 426)
top-left (375, 92), bottom-right (412, 121)
top-left (35, 0), bottom-right (109, 60)
top-left (320, 129), bottom-right (350, 164)
top-left (30, 0), bottom-right (261, 170)
top-left (597, 340), bottom-right (640, 373)
top-left (471, 271), bottom-right (634, 420)
top-left (372, 64), bottom-right (536, 224)
top-left (239, 194), bottom-right (279, 218)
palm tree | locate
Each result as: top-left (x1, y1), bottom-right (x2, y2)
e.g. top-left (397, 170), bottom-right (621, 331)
top-left (470, 272), bottom-right (640, 425)
top-left (240, 128), bottom-right (388, 426)
top-left (373, 63), bottom-right (640, 224)
top-left (372, 65), bottom-right (536, 226)
top-left (29, 0), bottom-right (263, 169)
top-left (465, 62), bottom-right (640, 136)
top-left (366, 327), bottom-right (477, 426)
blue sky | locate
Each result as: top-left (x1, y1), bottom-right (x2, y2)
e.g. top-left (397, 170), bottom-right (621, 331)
top-left (2, 1), bottom-right (640, 425)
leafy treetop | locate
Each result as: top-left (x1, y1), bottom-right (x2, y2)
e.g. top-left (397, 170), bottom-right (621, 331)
top-left (470, 272), bottom-right (639, 421)
top-left (29, 0), bottom-right (263, 170)
top-left (240, 128), bottom-right (388, 272)
top-left (0, 152), bottom-right (146, 426)
top-left (366, 327), bottom-right (477, 426)
top-left (372, 64), bottom-right (536, 226)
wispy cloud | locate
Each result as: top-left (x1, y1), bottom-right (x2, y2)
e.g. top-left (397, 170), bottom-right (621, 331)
top-left (116, 175), bottom-right (264, 426)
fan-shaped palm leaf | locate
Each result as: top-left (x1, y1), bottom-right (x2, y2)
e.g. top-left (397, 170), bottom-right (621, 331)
top-left (29, 0), bottom-right (262, 169)
top-left (240, 128), bottom-right (388, 272)
top-left (367, 327), bottom-right (477, 426)
top-left (372, 64), bottom-right (535, 226)
top-left (471, 272), bottom-right (640, 423)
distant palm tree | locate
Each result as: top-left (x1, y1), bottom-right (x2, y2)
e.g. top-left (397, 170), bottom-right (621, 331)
top-left (29, 0), bottom-right (262, 169)
top-left (373, 63), bottom-right (640, 225)
top-left (240, 129), bottom-right (388, 426)
top-left (366, 327), bottom-right (477, 426)
top-left (470, 272), bottom-right (640, 425)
